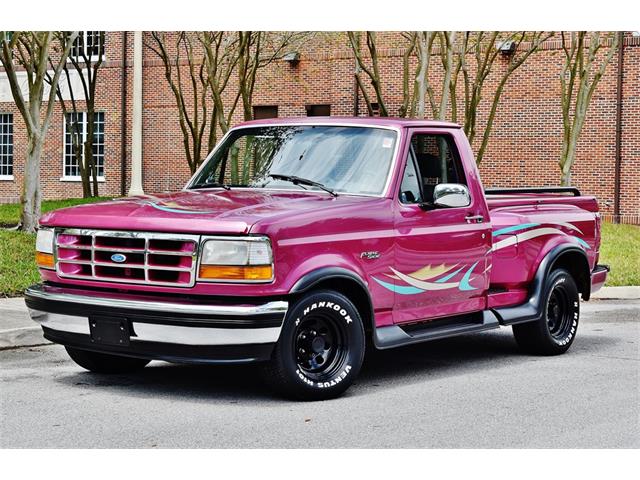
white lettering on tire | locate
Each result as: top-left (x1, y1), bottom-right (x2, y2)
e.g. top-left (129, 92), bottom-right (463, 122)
top-left (316, 365), bottom-right (352, 388)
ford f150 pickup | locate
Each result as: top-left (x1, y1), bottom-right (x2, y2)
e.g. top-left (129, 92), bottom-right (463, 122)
top-left (26, 117), bottom-right (609, 400)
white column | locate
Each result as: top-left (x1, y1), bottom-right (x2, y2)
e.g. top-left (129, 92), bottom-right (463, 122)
top-left (128, 30), bottom-right (144, 196)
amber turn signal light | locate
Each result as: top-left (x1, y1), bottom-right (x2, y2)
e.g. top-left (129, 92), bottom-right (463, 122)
top-left (36, 252), bottom-right (54, 269)
top-left (198, 265), bottom-right (273, 281)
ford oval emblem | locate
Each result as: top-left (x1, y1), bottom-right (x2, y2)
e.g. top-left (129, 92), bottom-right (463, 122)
top-left (111, 253), bottom-right (127, 263)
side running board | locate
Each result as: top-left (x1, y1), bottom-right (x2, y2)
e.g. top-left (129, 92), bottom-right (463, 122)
top-left (373, 311), bottom-right (500, 350)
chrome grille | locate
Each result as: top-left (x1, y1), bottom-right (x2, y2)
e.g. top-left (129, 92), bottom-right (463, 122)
top-left (55, 229), bottom-right (200, 287)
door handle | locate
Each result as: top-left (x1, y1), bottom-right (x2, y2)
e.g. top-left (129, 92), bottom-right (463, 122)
top-left (465, 214), bottom-right (484, 224)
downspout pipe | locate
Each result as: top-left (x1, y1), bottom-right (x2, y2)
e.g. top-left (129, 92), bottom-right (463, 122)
top-left (120, 31), bottom-right (128, 197)
top-left (128, 31), bottom-right (144, 196)
top-left (613, 31), bottom-right (624, 224)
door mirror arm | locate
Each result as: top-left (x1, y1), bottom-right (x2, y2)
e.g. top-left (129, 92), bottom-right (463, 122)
top-left (418, 201), bottom-right (438, 211)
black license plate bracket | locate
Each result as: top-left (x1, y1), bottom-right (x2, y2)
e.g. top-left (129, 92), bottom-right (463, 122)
top-left (89, 316), bottom-right (130, 346)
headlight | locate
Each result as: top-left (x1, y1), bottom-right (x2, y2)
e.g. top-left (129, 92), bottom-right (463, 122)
top-left (198, 237), bottom-right (273, 282)
top-left (35, 228), bottom-right (55, 269)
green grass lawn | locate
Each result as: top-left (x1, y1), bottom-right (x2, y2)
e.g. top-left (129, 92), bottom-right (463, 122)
top-left (599, 222), bottom-right (640, 287)
top-left (0, 230), bottom-right (39, 297)
top-left (0, 208), bottom-right (638, 297)
top-left (1, 197), bottom-right (111, 297)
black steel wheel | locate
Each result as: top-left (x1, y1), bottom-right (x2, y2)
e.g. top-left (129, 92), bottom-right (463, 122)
top-left (263, 289), bottom-right (365, 400)
top-left (295, 311), bottom-right (348, 380)
top-left (547, 287), bottom-right (572, 340)
top-left (513, 268), bottom-right (580, 355)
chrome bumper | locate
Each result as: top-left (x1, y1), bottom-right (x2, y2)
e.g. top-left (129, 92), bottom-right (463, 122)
top-left (25, 284), bottom-right (288, 354)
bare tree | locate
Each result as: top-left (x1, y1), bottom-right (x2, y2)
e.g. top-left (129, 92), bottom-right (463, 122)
top-left (347, 31), bottom-right (388, 117)
top-left (559, 31), bottom-right (618, 186)
top-left (147, 31), bottom-right (236, 175)
top-left (410, 31), bottom-right (457, 120)
top-left (149, 31), bottom-right (309, 176)
top-left (227, 31), bottom-right (311, 183)
top-left (0, 31), bottom-right (78, 232)
top-left (458, 31), bottom-right (552, 164)
top-left (346, 31), bottom-right (548, 163)
top-left (47, 31), bottom-right (105, 196)
top-left (237, 31), bottom-right (312, 121)
top-left (146, 31), bottom-right (309, 182)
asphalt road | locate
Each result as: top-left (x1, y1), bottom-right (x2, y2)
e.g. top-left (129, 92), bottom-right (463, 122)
top-left (1, 300), bottom-right (638, 448)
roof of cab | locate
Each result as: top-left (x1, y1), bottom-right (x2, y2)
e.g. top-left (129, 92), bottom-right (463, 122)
top-left (235, 116), bottom-right (462, 129)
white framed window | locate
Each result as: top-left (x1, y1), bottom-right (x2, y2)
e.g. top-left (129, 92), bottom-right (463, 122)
top-left (62, 111), bottom-right (105, 181)
top-left (0, 113), bottom-right (13, 180)
top-left (70, 31), bottom-right (105, 61)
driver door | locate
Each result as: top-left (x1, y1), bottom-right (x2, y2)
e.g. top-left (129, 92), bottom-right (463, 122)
top-left (391, 131), bottom-right (491, 324)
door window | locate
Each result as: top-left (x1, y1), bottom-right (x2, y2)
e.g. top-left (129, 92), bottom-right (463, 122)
top-left (399, 134), bottom-right (466, 204)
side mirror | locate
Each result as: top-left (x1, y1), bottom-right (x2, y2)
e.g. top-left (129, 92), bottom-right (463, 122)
top-left (432, 183), bottom-right (471, 208)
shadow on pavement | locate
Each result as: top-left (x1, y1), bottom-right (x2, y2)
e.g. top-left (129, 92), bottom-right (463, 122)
top-left (53, 328), bottom-right (619, 403)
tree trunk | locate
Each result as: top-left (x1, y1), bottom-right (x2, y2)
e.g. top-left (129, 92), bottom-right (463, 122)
top-left (414, 34), bottom-right (429, 119)
top-left (437, 32), bottom-right (456, 121)
top-left (85, 110), bottom-right (99, 196)
top-left (20, 135), bottom-right (43, 233)
top-left (558, 137), bottom-right (577, 187)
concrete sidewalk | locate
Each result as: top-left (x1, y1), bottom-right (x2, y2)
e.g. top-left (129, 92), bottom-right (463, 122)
top-left (1, 286), bottom-right (639, 350)
top-left (0, 297), bottom-right (48, 349)
top-left (592, 286), bottom-right (640, 300)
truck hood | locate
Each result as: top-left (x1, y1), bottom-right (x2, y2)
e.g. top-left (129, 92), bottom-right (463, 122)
top-left (39, 189), bottom-right (379, 234)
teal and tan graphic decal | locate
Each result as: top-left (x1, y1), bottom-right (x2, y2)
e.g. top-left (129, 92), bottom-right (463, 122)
top-left (491, 222), bottom-right (590, 251)
top-left (142, 200), bottom-right (220, 215)
top-left (374, 222), bottom-right (589, 295)
top-left (373, 262), bottom-right (484, 295)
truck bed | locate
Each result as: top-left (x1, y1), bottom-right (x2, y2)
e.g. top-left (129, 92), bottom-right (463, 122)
top-left (485, 187), bottom-right (601, 307)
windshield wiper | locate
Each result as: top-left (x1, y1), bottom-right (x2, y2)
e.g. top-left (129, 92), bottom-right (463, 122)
top-left (190, 181), bottom-right (231, 191)
top-left (268, 174), bottom-right (338, 197)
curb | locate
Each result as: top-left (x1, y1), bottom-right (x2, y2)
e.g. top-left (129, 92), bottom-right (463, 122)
top-left (592, 286), bottom-right (640, 300)
top-left (0, 326), bottom-right (50, 350)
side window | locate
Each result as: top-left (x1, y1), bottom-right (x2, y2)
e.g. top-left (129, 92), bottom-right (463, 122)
top-left (399, 152), bottom-right (421, 204)
top-left (407, 134), bottom-right (466, 203)
top-left (0, 113), bottom-right (13, 179)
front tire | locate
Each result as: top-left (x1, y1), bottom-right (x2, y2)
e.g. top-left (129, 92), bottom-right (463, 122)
top-left (65, 346), bottom-right (150, 373)
top-left (512, 268), bottom-right (580, 355)
top-left (263, 290), bottom-right (365, 400)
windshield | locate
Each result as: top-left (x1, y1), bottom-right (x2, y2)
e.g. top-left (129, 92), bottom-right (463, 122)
top-left (188, 125), bottom-right (398, 196)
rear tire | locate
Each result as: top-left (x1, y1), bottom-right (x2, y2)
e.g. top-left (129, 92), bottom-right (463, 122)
top-left (263, 290), bottom-right (365, 401)
top-left (512, 268), bottom-right (580, 355)
top-left (65, 346), bottom-right (150, 373)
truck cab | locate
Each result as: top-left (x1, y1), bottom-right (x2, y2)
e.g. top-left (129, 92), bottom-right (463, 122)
top-left (26, 117), bottom-right (608, 400)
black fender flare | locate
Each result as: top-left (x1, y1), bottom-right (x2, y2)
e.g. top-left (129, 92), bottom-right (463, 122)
top-left (289, 267), bottom-right (375, 331)
top-left (492, 244), bottom-right (589, 325)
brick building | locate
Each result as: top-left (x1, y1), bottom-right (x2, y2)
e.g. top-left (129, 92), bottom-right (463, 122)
top-left (1, 31), bottom-right (638, 223)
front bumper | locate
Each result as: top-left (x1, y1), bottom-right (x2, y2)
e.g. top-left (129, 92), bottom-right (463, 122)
top-left (25, 284), bottom-right (288, 364)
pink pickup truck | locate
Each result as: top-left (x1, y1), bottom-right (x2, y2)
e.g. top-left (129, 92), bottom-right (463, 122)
top-left (26, 117), bottom-right (609, 400)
